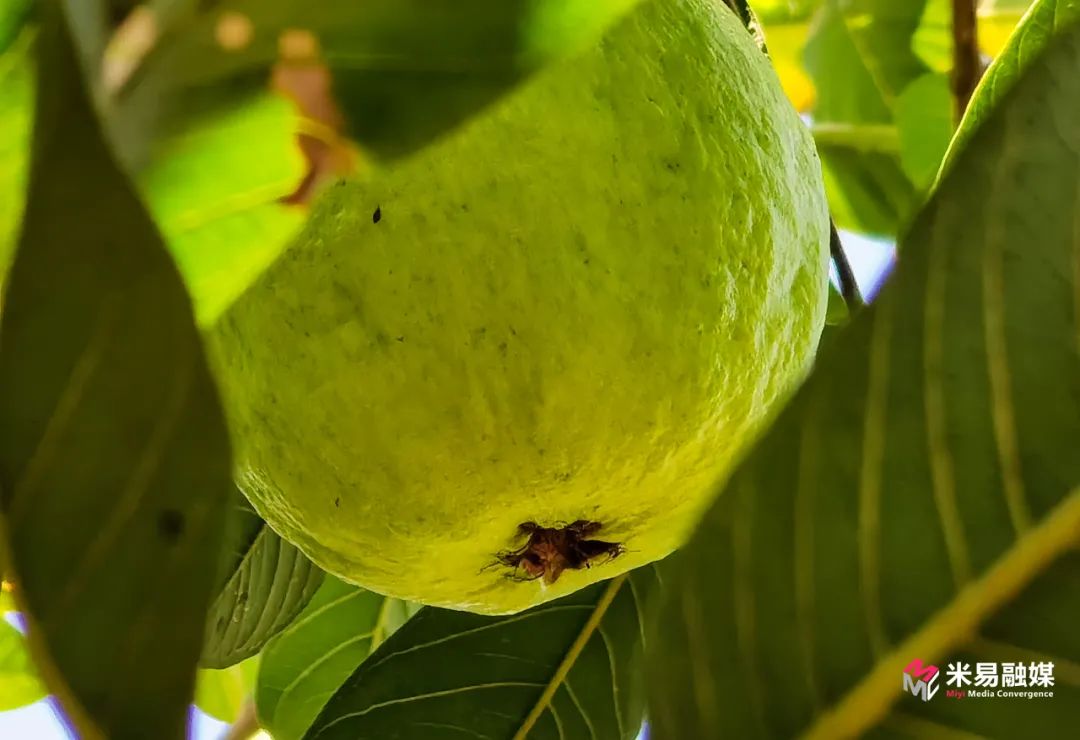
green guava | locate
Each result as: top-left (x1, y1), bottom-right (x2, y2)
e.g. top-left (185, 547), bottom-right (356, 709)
top-left (209, 0), bottom-right (830, 614)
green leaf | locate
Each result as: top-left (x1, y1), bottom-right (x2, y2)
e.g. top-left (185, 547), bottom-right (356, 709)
top-left (752, 0), bottom-right (821, 24)
top-left (303, 569), bottom-right (661, 740)
top-left (648, 20), bottom-right (1080, 739)
top-left (837, 0), bottom-right (932, 99)
top-left (0, 24), bottom-right (33, 282)
top-left (803, 0), bottom-right (918, 235)
top-left (0, 0), bottom-right (32, 51)
top-left (895, 72), bottom-right (954, 189)
top-left (804, 1), bottom-right (893, 123)
top-left (913, 0), bottom-right (951, 72)
top-left (816, 149), bottom-right (914, 237)
top-left (201, 494), bottom-right (325, 669)
top-left (0, 6), bottom-right (232, 737)
top-left (824, 282), bottom-right (849, 326)
top-left (945, 0), bottom-right (1080, 174)
top-left (981, 0), bottom-right (1040, 55)
top-left (114, 0), bottom-right (640, 162)
top-left (0, 16), bottom-right (305, 325)
top-left (140, 91), bottom-right (306, 326)
top-left (256, 577), bottom-right (417, 740)
top-left (759, 19), bottom-right (816, 111)
top-left (195, 656), bottom-right (259, 723)
top-left (0, 615), bottom-right (46, 711)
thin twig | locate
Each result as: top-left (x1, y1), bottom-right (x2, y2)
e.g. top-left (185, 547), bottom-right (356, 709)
top-left (222, 699), bottom-right (260, 740)
top-left (830, 220), bottom-right (864, 312)
top-left (951, 0), bottom-right (981, 117)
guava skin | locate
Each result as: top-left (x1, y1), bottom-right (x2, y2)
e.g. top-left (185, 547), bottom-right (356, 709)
top-left (209, 0), bottom-right (830, 614)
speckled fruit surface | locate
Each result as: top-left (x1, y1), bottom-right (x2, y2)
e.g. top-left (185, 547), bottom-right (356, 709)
top-left (209, 0), bottom-right (830, 614)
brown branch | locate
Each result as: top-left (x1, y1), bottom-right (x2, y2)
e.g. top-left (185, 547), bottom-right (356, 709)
top-left (830, 220), bottom-right (863, 312)
top-left (951, 0), bottom-right (981, 117)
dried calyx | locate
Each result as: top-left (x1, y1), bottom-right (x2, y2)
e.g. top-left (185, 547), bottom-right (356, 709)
top-left (497, 520), bottom-right (623, 585)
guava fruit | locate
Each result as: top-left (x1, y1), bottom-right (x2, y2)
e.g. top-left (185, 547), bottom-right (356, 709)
top-left (209, 0), bottom-right (830, 614)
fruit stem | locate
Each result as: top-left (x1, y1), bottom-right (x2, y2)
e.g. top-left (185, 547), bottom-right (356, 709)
top-left (951, 0), bottom-right (982, 120)
top-left (830, 219), bottom-right (864, 312)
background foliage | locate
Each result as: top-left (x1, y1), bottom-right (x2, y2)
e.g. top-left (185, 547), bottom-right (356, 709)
top-left (1, 1), bottom-right (1078, 739)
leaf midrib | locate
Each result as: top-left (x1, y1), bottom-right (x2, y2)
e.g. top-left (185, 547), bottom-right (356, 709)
top-left (511, 574), bottom-right (627, 740)
top-left (802, 486), bottom-right (1080, 740)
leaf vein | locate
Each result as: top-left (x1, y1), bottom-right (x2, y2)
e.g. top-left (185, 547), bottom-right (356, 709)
top-left (858, 294), bottom-right (894, 656)
top-left (510, 576), bottom-right (627, 740)
top-left (311, 682), bottom-right (547, 735)
top-left (982, 127), bottom-right (1032, 534)
top-left (802, 488), bottom-right (1080, 739)
top-left (924, 207), bottom-right (974, 587)
top-left (363, 604), bottom-right (592, 675)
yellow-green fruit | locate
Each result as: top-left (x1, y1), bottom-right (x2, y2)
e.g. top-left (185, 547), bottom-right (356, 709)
top-left (210, 0), bottom-right (830, 614)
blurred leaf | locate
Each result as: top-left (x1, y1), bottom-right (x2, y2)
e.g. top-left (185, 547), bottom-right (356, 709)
top-left (0, 24), bottom-right (33, 282)
top-left (256, 578), bottom-right (417, 740)
top-left (816, 149), bottom-right (914, 236)
top-left (804, 1), bottom-right (892, 122)
top-left (980, 0), bottom-right (1039, 55)
top-left (946, 0), bottom-right (1080, 174)
top-left (649, 21), bottom-right (1080, 739)
top-left (804, 0), bottom-right (917, 235)
top-left (824, 282), bottom-right (849, 325)
top-left (0, 17), bottom-right (305, 324)
top-left (140, 92), bottom-right (306, 326)
top-left (0, 615), bottom-right (46, 711)
top-left (303, 568), bottom-right (661, 740)
top-left (60, 0), bottom-right (110, 81)
top-left (201, 494), bottom-right (325, 669)
top-left (115, 0), bottom-right (640, 163)
top-left (0, 6), bottom-right (231, 737)
top-left (195, 656), bottom-right (259, 723)
top-left (0, 0), bottom-right (32, 52)
top-left (839, 0), bottom-right (931, 100)
top-left (752, 0), bottom-right (822, 23)
top-left (913, 0), bottom-right (951, 72)
top-left (895, 72), bottom-right (953, 188)
top-left (761, 20), bottom-right (816, 111)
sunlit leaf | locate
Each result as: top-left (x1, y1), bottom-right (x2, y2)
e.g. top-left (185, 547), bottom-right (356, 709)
top-left (140, 92), bottom-right (306, 326)
top-left (0, 19), bottom-right (305, 325)
top-left (913, 0), bottom-right (951, 73)
top-left (0, 6), bottom-right (232, 736)
top-left (980, 0), bottom-right (1038, 55)
top-left (761, 20), bottom-right (816, 111)
top-left (195, 656), bottom-right (259, 723)
top-left (114, 0), bottom-right (641, 163)
top-left (649, 20), bottom-right (1080, 738)
top-left (895, 72), bottom-right (953, 188)
top-left (256, 578), bottom-right (417, 740)
top-left (304, 569), bottom-right (662, 740)
top-left (0, 615), bottom-right (46, 712)
top-left (0, 0), bottom-right (32, 52)
top-left (752, 0), bottom-right (821, 24)
top-left (0, 24), bottom-right (33, 282)
top-left (804, 0), bottom-right (917, 235)
top-left (838, 0), bottom-right (931, 100)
